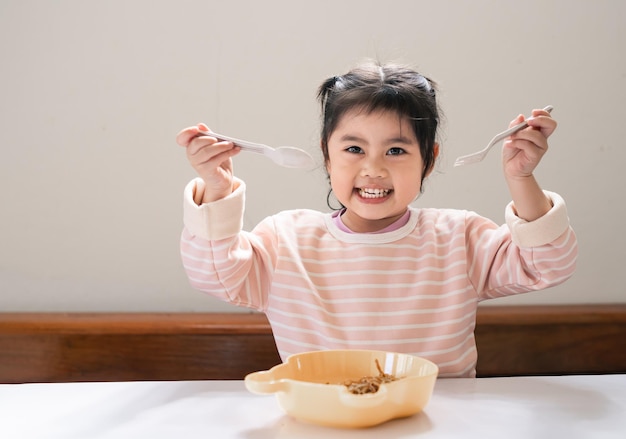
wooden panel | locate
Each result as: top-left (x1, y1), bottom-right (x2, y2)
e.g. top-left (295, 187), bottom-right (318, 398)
top-left (0, 312), bottom-right (274, 334)
top-left (1, 306), bottom-right (625, 383)
top-left (0, 313), bottom-right (280, 383)
top-left (475, 305), bottom-right (626, 377)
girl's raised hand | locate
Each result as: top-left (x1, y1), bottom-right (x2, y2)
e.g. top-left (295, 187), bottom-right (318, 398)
top-left (176, 123), bottom-right (240, 204)
top-left (502, 108), bottom-right (557, 179)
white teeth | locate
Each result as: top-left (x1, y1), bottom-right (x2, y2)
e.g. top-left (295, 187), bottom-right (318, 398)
top-left (359, 188), bottom-right (390, 198)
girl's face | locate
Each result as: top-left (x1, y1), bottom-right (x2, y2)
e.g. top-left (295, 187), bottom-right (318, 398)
top-left (326, 108), bottom-right (432, 233)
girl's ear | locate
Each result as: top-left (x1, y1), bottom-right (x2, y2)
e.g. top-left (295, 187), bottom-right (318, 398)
top-left (424, 143), bottom-right (440, 177)
top-left (323, 141), bottom-right (331, 174)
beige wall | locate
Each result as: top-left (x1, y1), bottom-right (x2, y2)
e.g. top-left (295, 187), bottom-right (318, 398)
top-left (1, 0), bottom-right (624, 312)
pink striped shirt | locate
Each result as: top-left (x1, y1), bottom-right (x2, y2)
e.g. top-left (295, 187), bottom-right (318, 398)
top-left (180, 178), bottom-right (577, 377)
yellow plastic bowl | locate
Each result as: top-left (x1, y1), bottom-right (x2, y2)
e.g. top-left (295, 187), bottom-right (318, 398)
top-left (244, 349), bottom-right (438, 428)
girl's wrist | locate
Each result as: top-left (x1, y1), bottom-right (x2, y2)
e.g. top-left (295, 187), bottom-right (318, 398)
top-left (506, 175), bottom-right (552, 221)
top-left (200, 180), bottom-right (233, 204)
top-left (505, 172), bottom-right (535, 184)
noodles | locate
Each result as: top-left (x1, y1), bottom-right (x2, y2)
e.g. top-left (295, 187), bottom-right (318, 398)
top-left (342, 359), bottom-right (399, 394)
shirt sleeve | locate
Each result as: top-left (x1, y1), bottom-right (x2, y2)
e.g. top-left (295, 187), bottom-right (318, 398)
top-left (182, 177), bottom-right (246, 241)
top-left (466, 190), bottom-right (578, 299)
top-left (505, 190), bottom-right (571, 248)
top-left (180, 177), bottom-right (274, 311)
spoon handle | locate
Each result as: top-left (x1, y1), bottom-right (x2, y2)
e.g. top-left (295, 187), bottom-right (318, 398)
top-left (197, 129), bottom-right (315, 169)
top-left (198, 131), bottom-right (272, 153)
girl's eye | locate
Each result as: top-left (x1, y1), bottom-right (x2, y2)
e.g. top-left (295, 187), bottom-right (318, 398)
top-left (346, 146), bottom-right (363, 154)
top-left (387, 147), bottom-right (406, 156)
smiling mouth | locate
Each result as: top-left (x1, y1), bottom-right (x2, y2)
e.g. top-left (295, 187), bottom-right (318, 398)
top-left (358, 188), bottom-right (392, 199)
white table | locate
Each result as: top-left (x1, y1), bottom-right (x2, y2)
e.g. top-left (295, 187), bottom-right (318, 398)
top-left (1, 375), bottom-right (625, 439)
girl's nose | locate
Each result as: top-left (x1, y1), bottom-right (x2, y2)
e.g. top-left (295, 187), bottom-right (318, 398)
top-left (360, 156), bottom-right (387, 178)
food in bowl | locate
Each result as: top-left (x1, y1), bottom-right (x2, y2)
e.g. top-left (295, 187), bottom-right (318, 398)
top-left (341, 359), bottom-right (399, 394)
top-left (244, 349), bottom-right (438, 428)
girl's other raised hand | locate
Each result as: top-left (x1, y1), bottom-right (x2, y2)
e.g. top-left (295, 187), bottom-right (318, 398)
top-left (502, 108), bottom-right (557, 179)
top-left (502, 108), bottom-right (556, 221)
top-left (176, 123), bottom-right (240, 204)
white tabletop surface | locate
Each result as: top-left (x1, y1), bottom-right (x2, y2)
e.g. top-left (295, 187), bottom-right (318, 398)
top-left (1, 375), bottom-right (625, 439)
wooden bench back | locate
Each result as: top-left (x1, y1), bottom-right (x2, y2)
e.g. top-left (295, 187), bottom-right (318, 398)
top-left (1, 305), bottom-right (625, 383)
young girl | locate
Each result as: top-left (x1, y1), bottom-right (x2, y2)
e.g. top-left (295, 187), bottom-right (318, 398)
top-left (176, 61), bottom-right (577, 378)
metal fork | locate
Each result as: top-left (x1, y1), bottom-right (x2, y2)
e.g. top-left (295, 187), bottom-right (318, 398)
top-left (453, 105), bottom-right (554, 167)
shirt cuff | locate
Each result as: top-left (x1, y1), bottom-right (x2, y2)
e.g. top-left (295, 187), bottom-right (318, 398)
top-left (183, 177), bottom-right (246, 241)
top-left (505, 190), bottom-right (571, 248)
